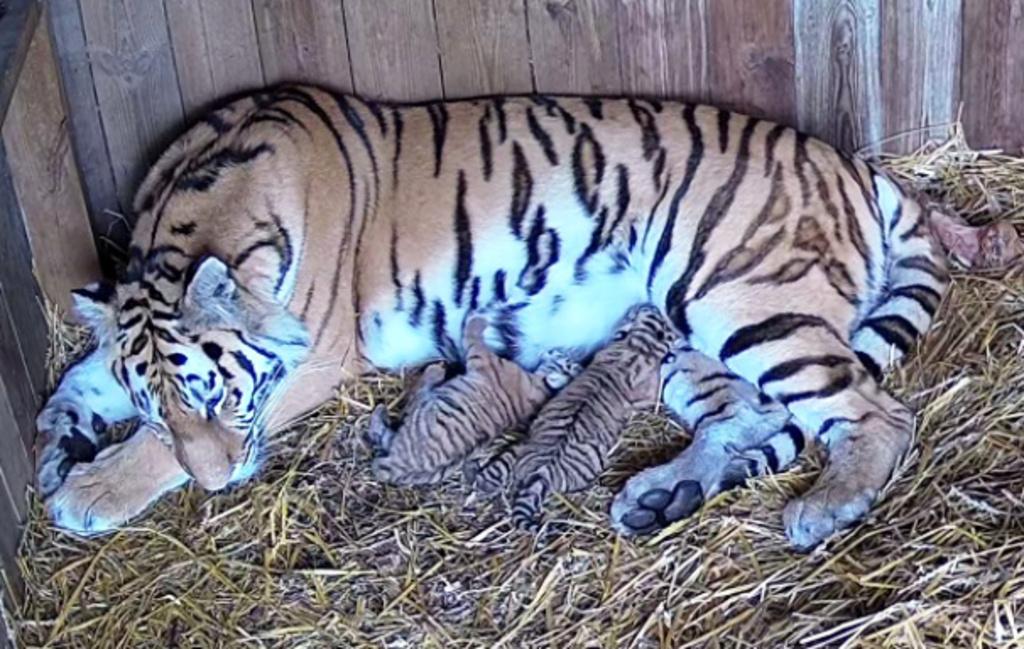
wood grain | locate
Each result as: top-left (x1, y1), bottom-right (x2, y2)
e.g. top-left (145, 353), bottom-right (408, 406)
top-left (707, 0), bottom-right (796, 124)
top-left (253, 0), bottom-right (352, 91)
top-left (79, 0), bottom-right (185, 221)
top-left (526, 0), bottom-right (622, 94)
top-left (344, 0), bottom-right (442, 100)
top-left (166, 0), bottom-right (264, 117)
top-left (2, 17), bottom-right (100, 312)
top-left (0, 144), bottom-right (47, 437)
top-left (794, 0), bottom-right (882, 152)
top-left (960, 0), bottom-right (1024, 152)
top-left (47, 0), bottom-right (124, 264)
top-left (434, 0), bottom-right (532, 98)
top-left (615, 0), bottom-right (707, 99)
top-left (0, 441), bottom-right (25, 609)
top-left (0, 0), bottom-right (40, 124)
top-left (0, 334), bottom-right (31, 522)
top-left (880, 0), bottom-right (961, 151)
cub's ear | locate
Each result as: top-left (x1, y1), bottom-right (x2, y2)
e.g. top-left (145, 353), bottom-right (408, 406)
top-left (182, 255), bottom-right (239, 323)
top-left (70, 282), bottom-right (116, 334)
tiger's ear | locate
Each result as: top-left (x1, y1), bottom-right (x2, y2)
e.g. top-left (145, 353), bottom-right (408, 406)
top-left (182, 255), bottom-right (240, 325)
top-left (70, 282), bottom-right (116, 334)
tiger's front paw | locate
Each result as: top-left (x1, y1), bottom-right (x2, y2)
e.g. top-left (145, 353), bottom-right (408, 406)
top-left (46, 427), bottom-right (189, 535)
top-left (783, 485), bottom-right (875, 551)
top-left (35, 402), bottom-right (107, 499)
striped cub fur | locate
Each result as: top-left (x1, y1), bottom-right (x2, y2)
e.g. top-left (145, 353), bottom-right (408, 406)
top-left (473, 304), bottom-right (674, 531)
top-left (367, 315), bottom-right (580, 486)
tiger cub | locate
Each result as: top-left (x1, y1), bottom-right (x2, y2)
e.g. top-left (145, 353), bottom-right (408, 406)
top-left (472, 304), bottom-right (675, 531)
top-left (366, 314), bottom-right (581, 486)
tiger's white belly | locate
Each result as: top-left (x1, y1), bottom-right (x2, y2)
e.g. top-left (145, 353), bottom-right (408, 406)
top-left (361, 241), bottom-right (648, 371)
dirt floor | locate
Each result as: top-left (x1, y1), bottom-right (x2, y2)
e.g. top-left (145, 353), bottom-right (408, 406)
top-left (12, 130), bottom-right (1024, 648)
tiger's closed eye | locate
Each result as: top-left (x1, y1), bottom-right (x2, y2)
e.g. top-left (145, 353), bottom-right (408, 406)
top-left (662, 352), bottom-right (677, 364)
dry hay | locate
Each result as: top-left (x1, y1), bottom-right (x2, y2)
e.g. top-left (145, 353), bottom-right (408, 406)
top-left (11, 127), bottom-right (1024, 648)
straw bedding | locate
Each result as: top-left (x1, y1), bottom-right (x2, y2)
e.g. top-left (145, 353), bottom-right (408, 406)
top-left (11, 128), bottom-right (1024, 648)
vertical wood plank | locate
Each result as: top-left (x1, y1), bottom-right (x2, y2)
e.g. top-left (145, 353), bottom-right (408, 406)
top-left (706, 0), bottom-right (796, 124)
top-left (0, 454), bottom-right (25, 612)
top-left (0, 144), bottom-right (47, 429)
top-left (794, 0), bottom-right (882, 152)
top-left (615, 0), bottom-right (707, 99)
top-left (165, 0), bottom-right (264, 118)
top-left (0, 283), bottom-right (38, 466)
top-left (434, 0), bottom-right (532, 98)
top-left (961, 0), bottom-right (1024, 153)
top-left (47, 0), bottom-right (124, 262)
top-left (526, 0), bottom-right (622, 94)
top-left (0, 366), bottom-right (30, 522)
top-left (343, 0), bottom-right (442, 100)
top-left (880, 0), bottom-right (961, 152)
top-left (3, 18), bottom-right (100, 312)
top-left (253, 0), bottom-right (353, 91)
top-left (79, 0), bottom-right (185, 220)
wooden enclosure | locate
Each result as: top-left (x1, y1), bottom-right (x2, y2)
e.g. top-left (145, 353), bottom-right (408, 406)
top-left (47, 0), bottom-right (1024, 263)
top-left (0, 0), bottom-right (1022, 640)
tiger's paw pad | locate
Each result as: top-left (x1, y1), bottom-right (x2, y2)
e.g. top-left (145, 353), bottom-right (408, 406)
top-left (783, 487), bottom-right (875, 551)
top-left (611, 478), bottom-right (704, 536)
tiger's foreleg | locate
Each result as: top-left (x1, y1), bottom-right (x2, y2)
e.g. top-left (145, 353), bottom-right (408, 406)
top-left (36, 347), bottom-right (138, 500)
top-left (46, 422), bottom-right (190, 533)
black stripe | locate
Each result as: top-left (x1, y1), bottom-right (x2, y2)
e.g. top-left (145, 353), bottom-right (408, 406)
top-left (453, 171), bottom-right (474, 308)
top-left (720, 313), bottom-right (841, 361)
top-left (794, 133), bottom-right (811, 206)
top-left (574, 206), bottom-right (608, 282)
top-left (864, 315), bottom-right (918, 354)
top-left (693, 402), bottom-right (730, 431)
top-left (665, 116), bottom-right (759, 333)
top-left (897, 255), bottom-right (948, 282)
top-left (856, 351), bottom-right (883, 381)
top-left (761, 444), bottom-right (780, 473)
top-left (583, 97), bottom-right (603, 120)
top-left (427, 104), bottom-right (449, 176)
top-left (571, 123), bottom-right (606, 215)
top-left (493, 270), bottom-right (507, 303)
top-left (717, 109), bottom-right (730, 153)
top-left (204, 112), bottom-right (231, 134)
top-left (608, 164), bottom-right (631, 239)
top-left (757, 355), bottom-right (851, 390)
top-left (390, 224), bottom-right (402, 310)
top-left (837, 173), bottom-right (873, 285)
top-left (170, 222), bottom-right (196, 236)
top-left (686, 385), bottom-right (728, 407)
top-left (478, 107), bottom-right (494, 181)
top-left (763, 124), bottom-right (787, 177)
top-left (700, 371), bottom-right (740, 383)
top-left (469, 276), bottom-right (481, 311)
top-left (333, 94), bottom-right (380, 195)
top-left (431, 300), bottom-right (456, 359)
top-left (782, 423), bottom-right (805, 456)
top-left (391, 108), bottom-right (404, 184)
top-left (778, 370), bottom-right (853, 406)
top-left (525, 108), bottom-right (558, 165)
top-left (890, 284), bottom-right (942, 317)
top-left (493, 97), bottom-right (508, 142)
top-left (508, 142), bottom-right (532, 238)
top-left (646, 105), bottom-right (705, 294)
top-left (410, 272), bottom-right (426, 327)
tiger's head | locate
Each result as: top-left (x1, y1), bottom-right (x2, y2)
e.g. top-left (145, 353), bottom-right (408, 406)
top-left (72, 251), bottom-right (310, 489)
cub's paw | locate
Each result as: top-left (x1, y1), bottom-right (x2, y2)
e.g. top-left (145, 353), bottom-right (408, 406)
top-left (536, 348), bottom-right (583, 391)
top-left (783, 485), bottom-right (875, 551)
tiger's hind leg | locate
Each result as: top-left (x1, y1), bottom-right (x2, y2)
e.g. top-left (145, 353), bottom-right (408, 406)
top-left (611, 342), bottom-right (806, 535)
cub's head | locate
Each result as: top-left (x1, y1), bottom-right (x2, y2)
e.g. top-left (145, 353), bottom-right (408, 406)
top-left (73, 252), bottom-right (310, 489)
top-left (607, 304), bottom-right (676, 360)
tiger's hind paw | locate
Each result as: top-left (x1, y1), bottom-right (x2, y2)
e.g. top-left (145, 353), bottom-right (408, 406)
top-left (783, 485), bottom-right (875, 551)
top-left (611, 474), bottom-right (704, 536)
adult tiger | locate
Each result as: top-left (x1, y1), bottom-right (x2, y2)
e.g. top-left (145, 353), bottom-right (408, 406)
top-left (36, 84), bottom-right (1009, 549)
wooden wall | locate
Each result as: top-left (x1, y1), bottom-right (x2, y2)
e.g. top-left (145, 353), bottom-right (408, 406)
top-left (43, 0), bottom-right (1024, 261)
